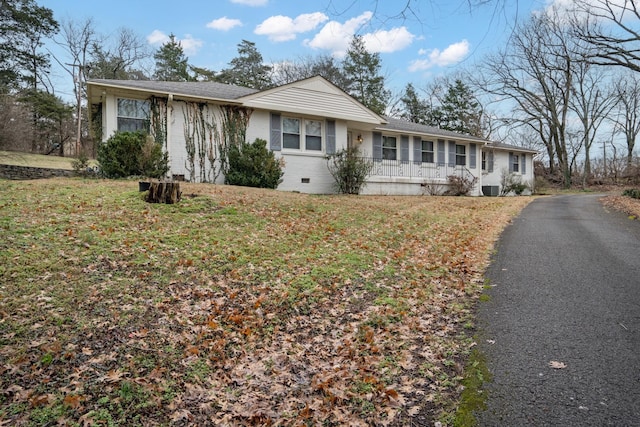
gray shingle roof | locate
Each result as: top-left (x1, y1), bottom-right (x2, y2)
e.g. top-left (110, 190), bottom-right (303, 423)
top-left (486, 141), bottom-right (538, 153)
top-left (379, 116), bottom-right (538, 153)
top-left (378, 116), bottom-right (488, 142)
top-left (87, 79), bottom-right (259, 100)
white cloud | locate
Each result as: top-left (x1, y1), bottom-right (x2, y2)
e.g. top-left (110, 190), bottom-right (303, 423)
top-left (180, 35), bottom-right (204, 56)
top-left (207, 17), bottom-right (242, 31)
top-left (255, 12), bottom-right (328, 42)
top-left (230, 0), bottom-right (267, 6)
top-left (362, 27), bottom-right (415, 53)
top-left (146, 30), bottom-right (204, 56)
top-left (408, 40), bottom-right (470, 71)
top-left (305, 11), bottom-right (373, 56)
top-left (147, 30), bottom-right (169, 45)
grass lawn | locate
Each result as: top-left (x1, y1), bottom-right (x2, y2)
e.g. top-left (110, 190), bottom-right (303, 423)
top-left (0, 150), bottom-right (78, 170)
top-left (0, 178), bottom-right (532, 426)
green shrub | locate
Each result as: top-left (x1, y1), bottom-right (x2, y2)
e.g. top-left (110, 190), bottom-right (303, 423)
top-left (97, 131), bottom-right (168, 179)
top-left (224, 138), bottom-right (284, 189)
top-left (326, 147), bottom-right (373, 194)
top-left (623, 188), bottom-right (640, 199)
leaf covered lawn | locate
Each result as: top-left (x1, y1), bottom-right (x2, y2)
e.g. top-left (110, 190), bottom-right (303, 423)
top-left (0, 179), bottom-right (531, 426)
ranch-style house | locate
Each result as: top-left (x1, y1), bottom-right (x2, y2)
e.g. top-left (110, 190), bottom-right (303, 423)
top-left (87, 76), bottom-right (536, 196)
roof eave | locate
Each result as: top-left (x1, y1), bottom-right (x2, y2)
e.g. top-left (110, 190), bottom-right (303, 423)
top-left (86, 81), bottom-right (244, 105)
top-left (373, 125), bottom-right (488, 143)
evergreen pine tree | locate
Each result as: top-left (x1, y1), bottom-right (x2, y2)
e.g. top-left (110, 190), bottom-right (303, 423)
top-left (153, 34), bottom-right (192, 81)
top-left (342, 35), bottom-right (390, 115)
top-left (439, 80), bottom-right (483, 136)
top-left (217, 40), bottom-right (272, 90)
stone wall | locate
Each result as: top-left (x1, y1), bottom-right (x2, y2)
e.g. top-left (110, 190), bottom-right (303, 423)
top-left (0, 164), bottom-right (76, 180)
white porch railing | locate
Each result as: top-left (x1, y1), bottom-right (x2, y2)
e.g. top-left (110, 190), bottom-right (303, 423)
top-left (363, 158), bottom-right (476, 181)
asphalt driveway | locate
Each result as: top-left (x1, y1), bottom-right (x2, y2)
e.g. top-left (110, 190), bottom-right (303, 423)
top-left (476, 194), bottom-right (640, 426)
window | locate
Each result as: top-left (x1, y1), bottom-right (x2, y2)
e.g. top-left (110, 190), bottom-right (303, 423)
top-left (512, 154), bottom-right (520, 172)
top-left (117, 99), bottom-right (150, 132)
top-left (455, 144), bottom-right (466, 166)
top-left (482, 151), bottom-right (487, 171)
top-left (382, 136), bottom-right (397, 160)
top-left (282, 117), bottom-right (323, 151)
top-left (305, 120), bottom-right (322, 151)
top-left (283, 118), bottom-right (300, 149)
top-left (420, 140), bottom-right (434, 163)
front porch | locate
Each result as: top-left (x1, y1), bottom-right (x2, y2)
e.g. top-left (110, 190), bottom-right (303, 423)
top-left (360, 158), bottom-right (480, 196)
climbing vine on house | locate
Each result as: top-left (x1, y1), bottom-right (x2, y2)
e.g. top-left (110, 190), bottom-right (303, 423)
top-left (182, 102), bottom-right (253, 183)
top-left (150, 96), bottom-right (168, 149)
top-left (183, 102), bottom-right (214, 182)
top-left (218, 105), bottom-right (253, 179)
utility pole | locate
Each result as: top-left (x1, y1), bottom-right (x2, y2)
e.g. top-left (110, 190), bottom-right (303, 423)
top-left (66, 63), bottom-right (83, 156)
top-left (602, 140), bottom-right (606, 178)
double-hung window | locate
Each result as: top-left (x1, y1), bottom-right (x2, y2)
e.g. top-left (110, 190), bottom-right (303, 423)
top-left (512, 154), bottom-right (520, 172)
top-left (282, 117), bottom-right (323, 151)
top-left (455, 144), bottom-right (466, 166)
top-left (382, 136), bottom-right (397, 160)
top-left (421, 140), bottom-right (434, 163)
top-left (482, 151), bottom-right (487, 171)
top-left (117, 98), bottom-right (150, 132)
top-left (305, 120), bottom-right (322, 151)
top-left (283, 118), bottom-right (301, 149)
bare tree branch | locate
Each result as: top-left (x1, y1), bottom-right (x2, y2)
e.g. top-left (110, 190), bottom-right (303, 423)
top-left (572, 0), bottom-right (640, 72)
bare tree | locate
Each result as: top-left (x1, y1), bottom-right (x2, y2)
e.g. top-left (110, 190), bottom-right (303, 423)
top-left (478, 7), bottom-right (576, 185)
top-left (270, 54), bottom-right (349, 89)
top-left (572, 0), bottom-right (640, 73)
top-left (88, 27), bottom-right (151, 80)
top-left (569, 59), bottom-right (616, 185)
top-left (325, 0), bottom-right (510, 25)
top-left (53, 18), bottom-right (97, 155)
top-left (611, 71), bottom-right (640, 168)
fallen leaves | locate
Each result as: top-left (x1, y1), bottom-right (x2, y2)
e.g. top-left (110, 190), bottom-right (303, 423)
top-left (0, 179), bottom-right (533, 425)
top-left (549, 360), bottom-right (567, 369)
top-left (601, 194), bottom-right (640, 219)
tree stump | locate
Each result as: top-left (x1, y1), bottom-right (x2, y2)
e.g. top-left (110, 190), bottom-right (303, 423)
top-left (145, 181), bottom-right (181, 204)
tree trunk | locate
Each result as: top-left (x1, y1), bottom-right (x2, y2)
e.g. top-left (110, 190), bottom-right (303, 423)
top-left (145, 181), bottom-right (181, 204)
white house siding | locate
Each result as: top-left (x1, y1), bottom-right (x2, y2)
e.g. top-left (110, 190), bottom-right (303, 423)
top-left (166, 102), bottom-right (190, 181)
top-left (102, 93), bottom-right (118, 140)
top-left (272, 118), bottom-right (349, 194)
top-left (241, 81), bottom-right (381, 125)
top-left (166, 105), bottom-right (351, 193)
top-left (245, 110), bottom-right (270, 145)
top-left (275, 153), bottom-right (336, 193)
top-left (357, 135), bottom-right (483, 196)
top-left (481, 149), bottom-right (535, 195)
top-left (361, 178), bottom-right (426, 196)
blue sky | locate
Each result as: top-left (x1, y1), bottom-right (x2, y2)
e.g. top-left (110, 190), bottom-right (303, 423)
top-left (43, 0), bottom-right (551, 100)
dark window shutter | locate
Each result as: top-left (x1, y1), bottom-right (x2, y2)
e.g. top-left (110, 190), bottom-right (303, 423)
top-left (522, 153), bottom-right (526, 174)
top-left (270, 113), bottom-right (281, 151)
top-left (400, 135), bottom-right (409, 162)
top-left (509, 152), bottom-right (514, 172)
top-left (413, 136), bottom-right (422, 164)
top-left (488, 150), bottom-right (494, 172)
top-left (469, 143), bottom-right (477, 169)
top-left (373, 132), bottom-right (382, 160)
top-left (437, 139), bottom-right (445, 165)
top-left (326, 120), bottom-right (336, 155)
top-left (448, 140), bottom-right (456, 167)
